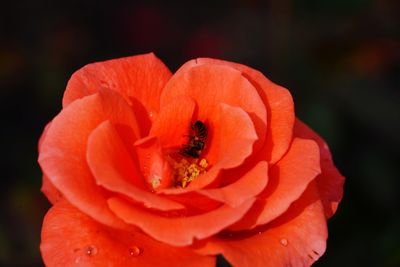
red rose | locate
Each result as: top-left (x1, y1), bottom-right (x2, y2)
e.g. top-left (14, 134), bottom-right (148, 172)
top-left (39, 53), bottom-right (344, 266)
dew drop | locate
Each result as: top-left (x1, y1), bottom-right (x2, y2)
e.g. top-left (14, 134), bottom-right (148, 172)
top-left (75, 256), bottom-right (81, 264)
top-left (280, 238), bottom-right (288, 246)
top-left (148, 111), bottom-right (157, 121)
top-left (85, 245), bottom-right (98, 256)
top-left (129, 246), bottom-right (142, 257)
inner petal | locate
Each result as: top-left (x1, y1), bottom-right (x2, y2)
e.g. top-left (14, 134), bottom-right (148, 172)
top-left (149, 96), bottom-right (196, 148)
top-left (160, 64), bottom-right (267, 154)
top-left (139, 99), bottom-right (257, 191)
top-left (87, 121), bottom-right (185, 211)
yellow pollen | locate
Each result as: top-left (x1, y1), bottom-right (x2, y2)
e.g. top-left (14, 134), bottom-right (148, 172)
top-left (199, 158), bottom-right (208, 168)
top-left (171, 158), bottom-right (209, 188)
top-left (150, 175), bottom-right (161, 189)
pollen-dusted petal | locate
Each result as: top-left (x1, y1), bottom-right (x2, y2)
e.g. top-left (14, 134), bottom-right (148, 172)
top-left (134, 136), bottom-right (174, 190)
top-left (41, 201), bottom-right (215, 267)
top-left (87, 120), bottom-right (185, 211)
top-left (294, 119), bottom-right (345, 218)
top-left (230, 138), bottom-right (321, 230)
top-left (150, 96), bottom-right (196, 148)
top-left (107, 197), bottom-right (255, 246)
top-left (160, 63), bottom-right (267, 153)
top-left (197, 161), bottom-right (268, 207)
top-left (38, 89), bottom-right (139, 228)
top-left (197, 181), bottom-right (327, 267)
top-left (63, 53), bottom-right (172, 136)
top-left (178, 58), bottom-right (294, 164)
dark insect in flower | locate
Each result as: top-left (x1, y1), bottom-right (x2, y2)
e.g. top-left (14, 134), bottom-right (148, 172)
top-left (180, 120), bottom-right (208, 158)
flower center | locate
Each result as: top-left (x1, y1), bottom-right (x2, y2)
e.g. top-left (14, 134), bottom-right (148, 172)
top-left (169, 158), bottom-right (209, 188)
top-left (144, 120), bottom-right (210, 190)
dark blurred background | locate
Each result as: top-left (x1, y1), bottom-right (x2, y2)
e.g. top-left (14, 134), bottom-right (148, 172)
top-left (1, 1), bottom-right (399, 266)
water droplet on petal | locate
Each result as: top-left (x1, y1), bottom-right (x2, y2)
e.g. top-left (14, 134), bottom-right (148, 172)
top-left (75, 256), bottom-right (81, 263)
top-left (149, 111), bottom-right (157, 121)
top-left (280, 238), bottom-right (288, 246)
top-left (86, 245), bottom-right (98, 256)
top-left (129, 246), bottom-right (142, 257)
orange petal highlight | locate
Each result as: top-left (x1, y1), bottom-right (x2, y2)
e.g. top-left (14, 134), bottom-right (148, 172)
top-left (41, 201), bottom-right (215, 267)
top-left (179, 58), bottom-right (294, 164)
top-left (39, 89), bottom-right (139, 228)
top-left (230, 138), bottom-right (321, 230)
top-left (63, 53), bottom-right (172, 136)
top-left (87, 120), bottom-right (185, 211)
top-left (198, 181), bottom-right (327, 267)
top-left (294, 119), bottom-right (345, 218)
top-left (108, 197), bottom-right (255, 246)
top-left (160, 63), bottom-right (267, 153)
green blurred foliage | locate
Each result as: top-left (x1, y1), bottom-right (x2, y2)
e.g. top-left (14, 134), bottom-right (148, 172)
top-left (0, 0), bottom-right (399, 266)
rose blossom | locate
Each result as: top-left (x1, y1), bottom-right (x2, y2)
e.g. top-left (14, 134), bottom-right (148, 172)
top-left (38, 53), bottom-right (344, 267)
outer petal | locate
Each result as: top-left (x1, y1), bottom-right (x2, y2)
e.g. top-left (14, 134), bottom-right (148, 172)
top-left (176, 58), bottom-right (294, 163)
top-left (294, 119), bottom-right (345, 218)
top-left (160, 63), bottom-right (267, 154)
top-left (87, 120), bottom-right (185, 211)
top-left (198, 181), bottom-right (327, 267)
top-left (41, 201), bottom-right (215, 267)
top-left (39, 89), bottom-right (139, 228)
top-left (63, 53), bottom-right (172, 136)
top-left (108, 197), bottom-right (255, 246)
top-left (230, 138), bottom-right (321, 230)
top-left (39, 122), bottom-right (64, 204)
top-left (41, 175), bottom-right (63, 205)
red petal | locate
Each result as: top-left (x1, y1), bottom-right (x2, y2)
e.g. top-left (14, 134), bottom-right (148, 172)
top-left (198, 181), bottom-right (327, 267)
top-left (38, 121), bottom-right (51, 153)
top-left (63, 53), bottom-right (172, 136)
top-left (107, 197), bottom-right (255, 246)
top-left (134, 136), bottom-right (175, 190)
top-left (177, 58), bottom-right (294, 163)
top-left (39, 122), bottom-right (63, 204)
top-left (197, 161), bottom-right (268, 207)
top-left (41, 175), bottom-right (63, 204)
top-left (294, 119), bottom-right (345, 218)
top-left (149, 96), bottom-right (196, 148)
top-left (190, 103), bottom-right (258, 188)
top-left (87, 120), bottom-right (185, 211)
top-left (157, 103), bottom-right (258, 193)
top-left (204, 103), bottom-right (258, 168)
top-left (160, 63), bottom-right (267, 154)
top-left (230, 138), bottom-right (321, 230)
top-left (41, 201), bottom-right (215, 267)
top-left (38, 89), bottom-right (139, 228)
